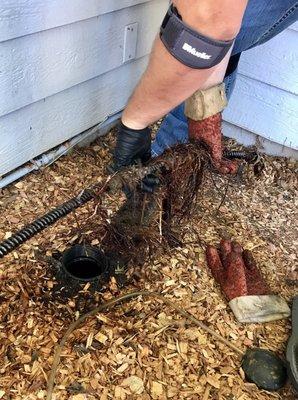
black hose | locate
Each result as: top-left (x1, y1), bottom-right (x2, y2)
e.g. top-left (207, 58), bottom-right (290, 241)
top-left (0, 190), bottom-right (93, 259)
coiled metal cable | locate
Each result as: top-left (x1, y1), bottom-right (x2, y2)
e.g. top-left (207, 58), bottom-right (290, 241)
top-left (224, 150), bottom-right (259, 163)
top-left (0, 163), bottom-right (165, 259)
top-left (0, 190), bottom-right (93, 258)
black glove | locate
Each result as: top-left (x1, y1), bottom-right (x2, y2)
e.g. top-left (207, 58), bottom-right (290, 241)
top-left (109, 121), bottom-right (159, 195)
top-left (140, 173), bottom-right (160, 194)
top-left (113, 121), bottom-right (151, 170)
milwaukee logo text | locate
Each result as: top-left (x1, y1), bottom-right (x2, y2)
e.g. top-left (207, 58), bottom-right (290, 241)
top-left (182, 43), bottom-right (212, 60)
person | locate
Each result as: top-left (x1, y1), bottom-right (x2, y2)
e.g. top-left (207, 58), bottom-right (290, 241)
top-left (113, 0), bottom-right (298, 175)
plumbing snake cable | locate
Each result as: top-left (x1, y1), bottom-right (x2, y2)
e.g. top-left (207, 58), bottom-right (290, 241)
top-left (0, 151), bottom-right (258, 259)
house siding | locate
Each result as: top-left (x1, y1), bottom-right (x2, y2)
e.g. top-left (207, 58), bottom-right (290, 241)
top-left (223, 23), bottom-right (298, 158)
top-left (0, 0), bottom-right (169, 176)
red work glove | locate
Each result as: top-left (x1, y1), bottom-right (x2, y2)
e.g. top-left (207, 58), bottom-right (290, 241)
top-left (188, 113), bottom-right (239, 175)
top-left (206, 240), bottom-right (269, 300)
top-left (206, 240), bottom-right (290, 323)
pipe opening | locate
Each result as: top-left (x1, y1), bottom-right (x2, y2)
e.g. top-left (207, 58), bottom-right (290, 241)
top-left (61, 245), bottom-right (108, 282)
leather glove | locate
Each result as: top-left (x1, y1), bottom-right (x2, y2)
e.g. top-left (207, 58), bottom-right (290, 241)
top-left (113, 121), bottom-right (151, 170)
top-left (206, 240), bottom-right (290, 323)
top-left (188, 113), bottom-right (239, 175)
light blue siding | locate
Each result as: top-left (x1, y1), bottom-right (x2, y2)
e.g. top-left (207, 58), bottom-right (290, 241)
top-left (0, 0), bottom-right (169, 177)
top-left (223, 24), bottom-right (298, 158)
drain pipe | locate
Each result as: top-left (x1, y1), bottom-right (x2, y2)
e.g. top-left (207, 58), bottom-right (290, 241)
top-left (0, 111), bottom-right (122, 189)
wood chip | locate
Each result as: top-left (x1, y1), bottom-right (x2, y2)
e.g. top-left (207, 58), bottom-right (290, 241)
top-left (151, 381), bottom-right (163, 399)
top-left (117, 363), bottom-right (129, 374)
top-left (0, 131), bottom-right (296, 400)
top-left (206, 375), bottom-right (221, 389)
top-left (122, 375), bottom-right (144, 394)
top-left (94, 332), bottom-right (108, 344)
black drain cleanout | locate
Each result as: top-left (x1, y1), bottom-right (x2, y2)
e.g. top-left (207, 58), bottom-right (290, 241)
top-left (61, 245), bottom-right (109, 282)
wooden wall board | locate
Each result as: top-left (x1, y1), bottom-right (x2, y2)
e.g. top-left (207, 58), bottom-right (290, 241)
top-left (222, 121), bottom-right (298, 159)
top-left (238, 28), bottom-right (298, 94)
top-left (0, 0), bottom-right (168, 117)
top-left (224, 74), bottom-right (298, 150)
top-left (0, 57), bottom-right (148, 176)
top-left (0, 0), bottom-right (155, 42)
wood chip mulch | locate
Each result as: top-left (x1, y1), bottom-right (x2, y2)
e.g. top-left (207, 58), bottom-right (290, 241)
top-left (0, 129), bottom-right (297, 400)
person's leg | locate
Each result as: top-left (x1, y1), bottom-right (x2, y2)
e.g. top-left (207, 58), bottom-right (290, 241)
top-left (152, 0), bottom-right (298, 157)
top-left (225, 0), bottom-right (298, 98)
top-left (233, 0), bottom-right (298, 54)
top-left (152, 103), bottom-right (187, 157)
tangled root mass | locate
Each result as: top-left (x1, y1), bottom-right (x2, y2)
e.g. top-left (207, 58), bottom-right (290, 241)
top-left (85, 144), bottom-right (209, 266)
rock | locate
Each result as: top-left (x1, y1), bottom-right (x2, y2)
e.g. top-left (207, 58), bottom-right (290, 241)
top-left (242, 348), bottom-right (287, 391)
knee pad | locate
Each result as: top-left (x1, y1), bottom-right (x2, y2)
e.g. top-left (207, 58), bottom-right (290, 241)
top-left (160, 5), bottom-right (234, 69)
